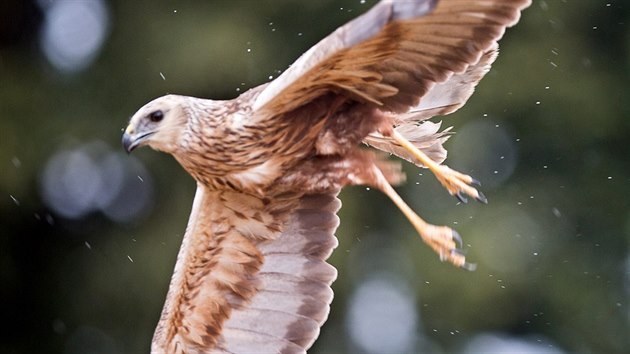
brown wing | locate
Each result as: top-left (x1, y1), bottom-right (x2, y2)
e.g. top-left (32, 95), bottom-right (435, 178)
top-left (253, 0), bottom-right (530, 116)
top-left (362, 44), bottom-right (498, 167)
top-left (151, 185), bottom-right (340, 353)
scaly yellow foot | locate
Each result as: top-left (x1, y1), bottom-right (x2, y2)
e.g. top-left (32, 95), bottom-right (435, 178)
top-left (371, 165), bottom-right (475, 270)
top-left (390, 130), bottom-right (487, 204)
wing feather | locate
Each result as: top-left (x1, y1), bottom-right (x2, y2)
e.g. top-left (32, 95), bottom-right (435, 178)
top-left (253, 0), bottom-right (438, 112)
top-left (215, 328), bottom-right (305, 354)
top-left (253, 0), bottom-right (530, 116)
top-left (219, 192), bottom-right (340, 353)
top-left (151, 186), bottom-right (340, 353)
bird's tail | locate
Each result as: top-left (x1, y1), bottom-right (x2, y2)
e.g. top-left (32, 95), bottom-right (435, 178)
top-left (364, 120), bottom-right (452, 167)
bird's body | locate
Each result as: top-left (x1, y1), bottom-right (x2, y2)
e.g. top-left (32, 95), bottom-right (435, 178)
top-left (122, 0), bottom-right (531, 352)
top-left (148, 87), bottom-right (399, 196)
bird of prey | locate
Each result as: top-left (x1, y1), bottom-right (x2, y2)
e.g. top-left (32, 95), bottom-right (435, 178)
top-left (122, 0), bottom-right (531, 352)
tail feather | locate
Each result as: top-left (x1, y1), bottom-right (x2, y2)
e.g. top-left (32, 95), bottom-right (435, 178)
top-left (365, 121), bottom-right (452, 167)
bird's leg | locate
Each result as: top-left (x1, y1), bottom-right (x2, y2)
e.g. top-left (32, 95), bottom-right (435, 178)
top-left (370, 165), bottom-right (474, 270)
top-left (388, 129), bottom-right (487, 204)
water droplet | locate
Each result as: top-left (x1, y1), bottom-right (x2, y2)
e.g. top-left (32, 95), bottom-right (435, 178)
top-left (159, 72), bottom-right (166, 80)
top-left (85, 241), bottom-right (92, 250)
top-left (9, 194), bottom-right (20, 206)
top-left (552, 207), bottom-right (561, 218)
top-left (127, 255), bottom-right (134, 262)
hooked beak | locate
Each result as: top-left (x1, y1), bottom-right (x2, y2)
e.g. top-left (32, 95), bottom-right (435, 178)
top-left (122, 130), bottom-right (154, 153)
top-left (122, 132), bottom-right (136, 153)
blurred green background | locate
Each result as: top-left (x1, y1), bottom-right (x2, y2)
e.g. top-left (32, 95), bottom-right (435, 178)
top-left (1, 0), bottom-right (629, 353)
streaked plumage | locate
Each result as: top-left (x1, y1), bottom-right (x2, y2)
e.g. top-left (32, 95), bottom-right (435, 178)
top-left (122, 0), bottom-right (531, 352)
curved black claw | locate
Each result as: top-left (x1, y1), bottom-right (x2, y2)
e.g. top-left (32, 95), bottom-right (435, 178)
top-left (476, 191), bottom-right (488, 204)
top-left (449, 248), bottom-right (476, 271)
top-left (451, 229), bottom-right (463, 248)
top-left (456, 192), bottom-right (468, 204)
top-left (471, 177), bottom-right (482, 187)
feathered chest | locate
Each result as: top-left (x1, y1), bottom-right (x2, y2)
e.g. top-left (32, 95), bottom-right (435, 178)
top-left (175, 101), bottom-right (328, 193)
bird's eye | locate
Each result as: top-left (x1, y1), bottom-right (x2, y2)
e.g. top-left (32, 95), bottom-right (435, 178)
top-left (149, 110), bottom-right (164, 122)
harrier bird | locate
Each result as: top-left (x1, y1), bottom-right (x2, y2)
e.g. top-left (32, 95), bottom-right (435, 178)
top-left (122, 0), bottom-right (531, 352)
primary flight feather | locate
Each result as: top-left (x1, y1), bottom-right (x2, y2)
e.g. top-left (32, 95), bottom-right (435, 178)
top-left (122, 0), bottom-right (531, 352)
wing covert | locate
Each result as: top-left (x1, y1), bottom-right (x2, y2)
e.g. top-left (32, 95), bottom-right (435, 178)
top-left (253, 0), bottom-right (530, 116)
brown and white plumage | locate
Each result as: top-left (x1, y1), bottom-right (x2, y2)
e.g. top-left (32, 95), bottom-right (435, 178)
top-left (122, 0), bottom-right (530, 352)
top-left (150, 187), bottom-right (339, 353)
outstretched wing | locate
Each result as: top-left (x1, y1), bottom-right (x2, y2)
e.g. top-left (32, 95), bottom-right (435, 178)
top-left (253, 0), bottom-right (530, 145)
top-left (151, 185), bottom-right (340, 353)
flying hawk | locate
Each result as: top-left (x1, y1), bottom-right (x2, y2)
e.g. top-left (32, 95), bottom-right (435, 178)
top-left (122, 0), bottom-right (531, 352)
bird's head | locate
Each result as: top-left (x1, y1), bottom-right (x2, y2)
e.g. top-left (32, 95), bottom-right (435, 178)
top-left (122, 95), bottom-right (188, 154)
